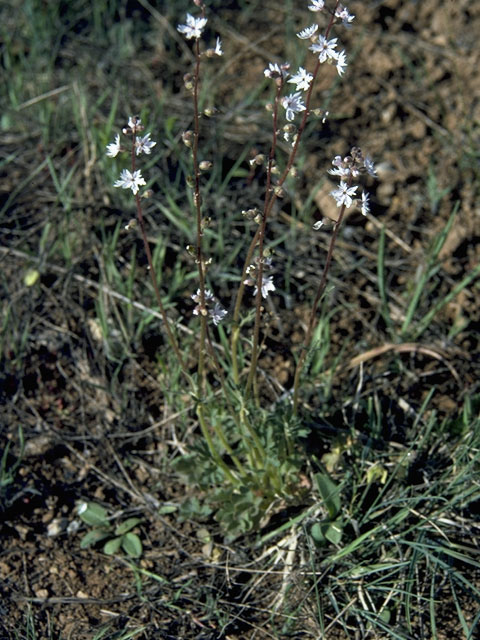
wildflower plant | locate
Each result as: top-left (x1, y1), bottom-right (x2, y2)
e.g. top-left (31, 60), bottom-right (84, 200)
top-left (104, 0), bottom-right (377, 536)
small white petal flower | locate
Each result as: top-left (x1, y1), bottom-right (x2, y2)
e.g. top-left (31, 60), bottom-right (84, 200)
top-left (313, 220), bottom-right (324, 230)
top-left (335, 5), bottom-right (355, 26)
top-left (128, 116), bottom-right (141, 130)
top-left (308, 0), bottom-right (325, 11)
top-left (177, 13), bottom-right (207, 40)
top-left (364, 155), bottom-right (377, 177)
top-left (336, 50), bottom-right (347, 76)
top-left (214, 37), bottom-right (223, 56)
top-left (264, 62), bottom-right (290, 79)
top-left (114, 169), bottom-right (146, 195)
top-left (330, 181), bottom-right (358, 208)
top-left (328, 165), bottom-right (350, 177)
top-left (361, 191), bottom-right (370, 216)
top-left (210, 302), bottom-right (227, 325)
top-left (106, 134), bottom-right (121, 158)
top-left (255, 275), bottom-right (276, 299)
top-left (281, 92), bottom-right (306, 121)
top-left (288, 67), bottom-right (313, 92)
top-left (297, 24), bottom-right (319, 39)
top-left (309, 35), bottom-right (338, 63)
top-left (135, 133), bottom-right (157, 156)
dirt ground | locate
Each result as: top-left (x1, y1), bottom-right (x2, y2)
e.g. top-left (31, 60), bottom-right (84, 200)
top-left (1, 0), bottom-right (480, 638)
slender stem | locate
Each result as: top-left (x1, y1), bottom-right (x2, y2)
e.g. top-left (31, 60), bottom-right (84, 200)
top-left (292, 195), bottom-right (349, 415)
top-left (130, 134), bottom-right (188, 376)
top-left (245, 81), bottom-right (283, 401)
top-left (192, 37), bottom-right (208, 398)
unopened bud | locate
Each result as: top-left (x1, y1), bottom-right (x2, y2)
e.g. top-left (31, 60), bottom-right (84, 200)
top-left (141, 189), bottom-right (154, 199)
top-left (203, 107), bottom-right (218, 117)
top-left (186, 175), bottom-right (195, 188)
top-left (183, 73), bottom-right (194, 91)
top-left (242, 208), bottom-right (260, 220)
top-left (199, 160), bottom-right (212, 171)
top-left (265, 102), bottom-right (273, 113)
top-left (289, 167), bottom-right (298, 178)
top-left (283, 124), bottom-right (296, 134)
top-left (273, 186), bottom-right (284, 197)
top-left (124, 219), bottom-right (137, 231)
top-left (182, 130), bottom-right (193, 147)
top-left (186, 244), bottom-right (196, 257)
top-left (252, 154), bottom-right (265, 166)
top-left (201, 217), bottom-right (211, 229)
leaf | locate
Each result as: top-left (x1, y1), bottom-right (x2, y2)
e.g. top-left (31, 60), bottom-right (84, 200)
top-left (115, 517), bottom-right (142, 536)
top-left (78, 502), bottom-right (110, 527)
top-left (80, 529), bottom-right (111, 549)
top-left (325, 520), bottom-right (343, 545)
top-left (122, 532), bottom-right (142, 558)
top-left (158, 504), bottom-right (178, 515)
top-left (103, 536), bottom-right (123, 555)
top-left (315, 472), bottom-right (341, 519)
top-left (310, 522), bottom-right (326, 545)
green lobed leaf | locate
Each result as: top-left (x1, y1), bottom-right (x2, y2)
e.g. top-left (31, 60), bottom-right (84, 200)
top-left (78, 502), bottom-right (110, 527)
top-left (122, 532), bottom-right (143, 558)
top-left (315, 472), bottom-right (341, 519)
top-left (115, 517), bottom-right (143, 536)
top-left (103, 536), bottom-right (123, 555)
top-left (80, 529), bottom-right (111, 549)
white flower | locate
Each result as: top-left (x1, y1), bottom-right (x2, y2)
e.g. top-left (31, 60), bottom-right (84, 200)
top-left (264, 62), bottom-right (290, 79)
top-left (177, 13), bottom-right (207, 40)
top-left (309, 35), bottom-right (338, 63)
top-left (328, 164), bottom-right (350, 177)
top-left (308, 0), bottom-right (325, 11)
top-left (128, 116), bottom-right (141, 130)
top-left (297, 24), bottom-right (318, 39)
top-left (191, 289), bottom-right (226, 324)
top-left (335, 5), bottom-right (355, 26)
top-left (288, 67), bottom-right (313, 92)
top-left (214, 37), bottom-right (223, 56)
top-left (255, 275), bottom-right (276, 299)
top-left (281, 92), bottom-right (306, 121)
top-left (210, 302), bottom-right (227, 325)
top-left (313, 220), bottom-right (324, 230)
top-left (114, 169), bottom-right (146, 195)
top-left (331, 181), bottom-right (358, 208)
top-left (361, 191), bottom-right (370, 216)
top-left (364, 155), bottom-right (377, 177)
top-left (106, 134), bottom-right (121, 158)
top-left (336, 50), bottom-right (347, 76)
top-left (135, 133), bottom-right (156, 155)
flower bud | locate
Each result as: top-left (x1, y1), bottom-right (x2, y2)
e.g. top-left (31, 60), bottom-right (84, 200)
top-left (199, 160), bottom-right (212, 171)
top-left (203, 107), bottom-right (218, 117)
top-left (242, 208), bottom-right (260, 220)
top-left (183, 73), bottom-right (194, 91)
top-left (182, 131), bottom-right (193, 147)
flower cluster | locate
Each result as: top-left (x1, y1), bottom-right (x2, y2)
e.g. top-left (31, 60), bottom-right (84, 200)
top-left (327, 148), bottom-right (376, 217)
top-left (177, 12), bottom-right (223, 56)
top-left (105, 117), bottom-right (157, 196)
top-left (191, 289), bottom-right (227, 326)
top-left (244, 257), bottom-right (276, 299)
top-left (263, 1), bottom-right (354, 124)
